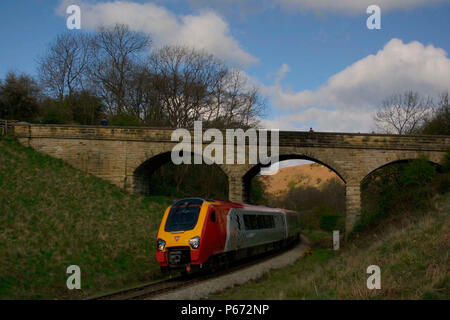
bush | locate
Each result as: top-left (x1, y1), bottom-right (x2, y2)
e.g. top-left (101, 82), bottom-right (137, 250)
top-left (66, 91), bottom-right (105, 125)
top-left (297, 205), bottom-right (343, 232)
top-left (400, 156), bottom-right (436, 209)
top-left (442, 150), bottom-right (450, 173)
top-left (109, 114), bottom-right (142, 127)
top-left (438, 174), bottom-right (450, 194)
top-left (0, 72), bottom-right (40, 122)
top-left (319, 214), bottom-right (341, 232)
top-left (298, 209), bottom-right (321, 231)
top-left (420, 94), bottom-right (449, 135)
top-left (39, 99), bottom-right (73, 124)
top-left (437, 150), bottom-right (450, 194)
top-left (359, 157), bottom-right (438, 233)
top-left (148, 162), bottom-right (229, 200)
top-left (250, 178), bottom-right (267, 204)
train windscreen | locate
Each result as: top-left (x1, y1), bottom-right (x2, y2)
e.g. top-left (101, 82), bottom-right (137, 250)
top-left (164, 199), bottom-right (203, 232)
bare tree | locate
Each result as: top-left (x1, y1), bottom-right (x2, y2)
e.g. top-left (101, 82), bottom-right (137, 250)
top-left (88, 24), bottom-right (151, 115)
top-left (374, 91), bottom-right (433, 135)
top-left (421, 92), bottom-right (450, 135)
top-left (148, 45), bottom-right (264, 128)
top-left (37, 26), bottom-right (263, 128)
top-left (38, 32), bottom-right (93, 100)
top-left (125, 63), bottom-right (167, 125)
top-left (148, 45), bottom-right (227, 128)
top-left (209, 68), bottom-right (264, 129)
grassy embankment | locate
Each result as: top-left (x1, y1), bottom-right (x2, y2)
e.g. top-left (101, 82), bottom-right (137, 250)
top-left (212, 194), bottom-right (449, 299)
top-left (0, 136), bottom-right (173, 299)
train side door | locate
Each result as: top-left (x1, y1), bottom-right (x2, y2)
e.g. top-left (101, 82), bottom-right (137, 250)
top-left (205, 207), bottom-right (220, 253)
top-left (215, 208), bottom-right (227, 248)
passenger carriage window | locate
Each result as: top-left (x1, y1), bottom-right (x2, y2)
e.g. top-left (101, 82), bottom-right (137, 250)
top-left (264, 215), bottom-right (275, 229)
top-left (210, 210), bottom-right (216, 223)
top-left (244, 215), bottom-right (250, 229)
top-left (257, 215), bottom-right (265, 229)
top-left (243, 214), bottom-right (256, 230)
top-left (252, 216), bottom-right (258, 229)
top-left (264, 215), bottom-right (270, 228)
top-left (243, 213), bottom-right (276, 230)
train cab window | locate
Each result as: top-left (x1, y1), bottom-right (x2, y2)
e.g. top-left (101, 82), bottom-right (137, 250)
top-left (210, 210), bottom-right (216, 223)
top-left (165, 199), bottom-right (203, 232)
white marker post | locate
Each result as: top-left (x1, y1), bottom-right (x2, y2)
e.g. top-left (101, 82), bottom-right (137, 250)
top-left (333, 230), bottom-right (340, 250)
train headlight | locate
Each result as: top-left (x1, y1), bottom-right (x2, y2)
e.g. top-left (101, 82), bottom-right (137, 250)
top-left (189, 236), bottom-right (200, 249)
top-left (157, 238), bottom-right (166, 251)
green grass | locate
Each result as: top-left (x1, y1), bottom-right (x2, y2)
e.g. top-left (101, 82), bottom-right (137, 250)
top-left (0, 136), bottom-right (174, 299)
top-left (212, 194), bottom-right (450, 300)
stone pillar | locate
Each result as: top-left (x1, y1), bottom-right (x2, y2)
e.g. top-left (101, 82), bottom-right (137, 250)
top-left (124, 175), bottom-right (135, 194)
top-left (345, 180), bottom-right (361, 235)
top-left (127, 174), bottom-right (149, 195)
top-left (228, 174), bottom-right (244, 203)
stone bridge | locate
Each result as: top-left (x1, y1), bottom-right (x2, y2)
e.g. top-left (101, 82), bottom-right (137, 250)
top-left (12, 124), bottom-right (450, 234)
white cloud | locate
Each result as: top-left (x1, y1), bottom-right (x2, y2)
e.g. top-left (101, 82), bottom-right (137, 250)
top-left (56, 0), bottom-right (258, 66)
top-left (260, 39), bottom-right (450, 132)
top-left (267, 39), bottom-right (450, 111)
top-left (275, 0), bottom-right (450, 14)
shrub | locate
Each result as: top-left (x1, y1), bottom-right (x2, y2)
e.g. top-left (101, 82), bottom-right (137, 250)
top-left (442, 150), bottom-right (450, 173)
top-left (148, 162), bottom-right (229, 200)
top-left (39, 99), bottom-right (73, 124)
top-left (109, 114), bottom-right (142, 126)
top-left (298, 209), bottom-right (321, 231)
top-left (437, 150), bottom-right (450, 194)
top-left (358, 157), bottom-right (438, 233)
top-left (0, 72), bottom-right (40, 122)
top-left (438, 174), bottom-right (450, 194)
top-left (319, 214), bottom-right (341, 232)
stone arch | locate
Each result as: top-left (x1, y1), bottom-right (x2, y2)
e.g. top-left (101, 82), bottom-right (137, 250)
top-left (241, 153), bottom-right (347, 203)
top-left (132, 151), bottom-right (229, 199)
top-left (361, 157), bottom-right (443, 183)
top-left (355, 156), bottom-right (443, 237)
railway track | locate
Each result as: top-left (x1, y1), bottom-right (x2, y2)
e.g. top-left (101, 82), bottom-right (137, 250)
top-left (86, 239), bottom-right (302, 300)
top-left (85, 276), bottom-right (187, 300)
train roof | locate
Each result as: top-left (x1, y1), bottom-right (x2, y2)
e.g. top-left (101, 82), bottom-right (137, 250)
top-left (171, 198), bottom-right (297, 214)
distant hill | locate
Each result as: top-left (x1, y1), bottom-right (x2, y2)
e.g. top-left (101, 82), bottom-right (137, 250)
top-left (259, 163), bottom-right (342, 195)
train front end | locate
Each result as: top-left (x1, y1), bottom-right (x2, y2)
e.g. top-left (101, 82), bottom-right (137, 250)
top-left (155, 198), bottom-right (208, 274)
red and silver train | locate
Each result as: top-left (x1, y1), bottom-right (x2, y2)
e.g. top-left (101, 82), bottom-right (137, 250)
top-left (155, 198), bottom-right (301, 273)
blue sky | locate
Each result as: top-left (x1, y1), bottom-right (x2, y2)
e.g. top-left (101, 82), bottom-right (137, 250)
top-left (1, 0), bottom-right (449, 132)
